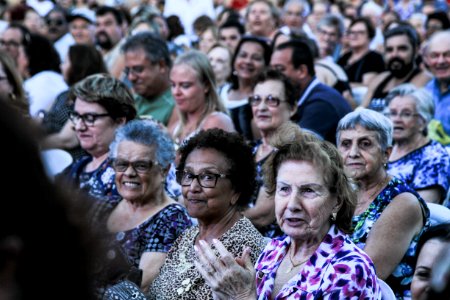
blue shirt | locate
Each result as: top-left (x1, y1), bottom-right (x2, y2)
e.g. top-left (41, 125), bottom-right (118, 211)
top-left (425, 79), bottom-right (450, 135)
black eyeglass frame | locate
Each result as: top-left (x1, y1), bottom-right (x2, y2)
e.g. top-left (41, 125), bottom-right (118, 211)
top-left (68, 111), bottom-right (110, 126)
top-left (175, 170), bottom-right (231, 188)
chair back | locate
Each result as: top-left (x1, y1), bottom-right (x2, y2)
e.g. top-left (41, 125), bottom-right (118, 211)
top-left (428, 203), bottom-right (450, 226)
top-left (378, 278), bottom-right (396, 300)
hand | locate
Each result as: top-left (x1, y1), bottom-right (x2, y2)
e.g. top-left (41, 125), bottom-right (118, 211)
top-left (194, 239), bottom-right (257, 300)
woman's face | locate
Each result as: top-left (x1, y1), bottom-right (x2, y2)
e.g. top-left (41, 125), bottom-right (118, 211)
top-left (234, 41), bottom-right (266, 81)
top-left (207, 46), bottom-right (231, 85)
top-left (411, 239), bottom-right (449, 300)
top-left (347, 21), bottom-right (370, 49)
top-left (247, 1), bottom-right (275, 37)
top-left (388, 95), bottom-right (424, 142)
top-left (275, 160), bottom-right (338, 242)
top-left (337, 125), bottom-right (388, 181)
top-left (114, 141), bottom-right (164, 204)
top-left (181, 148), bottom-right (239, 223)
top-left (170, 63), bottom-right (207, 115)
top-left (61, 54), bottom-right (71, 82)
top-left (0, 63), bottom-right (13, 99)
top-left (72, 98), bottom-right (124, 157)
top-left (199, 28), bottom-right (217, 54)
top-left (251, 79), bottom-right (294, 133)
top-left (70, 18), bottom-right (96, 45)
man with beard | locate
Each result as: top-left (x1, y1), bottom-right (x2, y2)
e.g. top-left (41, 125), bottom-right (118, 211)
top-left (95, 6), bottom-right (125, 76)
top-left (361, 25), bottom-right (431, 112)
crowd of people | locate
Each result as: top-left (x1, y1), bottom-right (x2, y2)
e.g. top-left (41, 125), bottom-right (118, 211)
top-left (1, 0), bottom-right (450, 299)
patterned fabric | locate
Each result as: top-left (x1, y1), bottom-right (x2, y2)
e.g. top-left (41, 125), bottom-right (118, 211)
top-left (255, 224), bottom-right (380, 299)
top-left (148, 217), bottom-right (267, 300)
top-left (251, 141), bottom-right (283, 238)
top-left (387, 140), bottom-right (450, 203)
top-left (351, 177), bottom-right (430, 299)
top-left (59, 155), bottom-right (118, 200)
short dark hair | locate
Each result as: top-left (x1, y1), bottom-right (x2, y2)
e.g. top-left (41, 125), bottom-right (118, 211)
top-left (426, 11), bottom-right (450, 30)
top-left (122, 32), bottom-right (172, 68)
top-left (275, 39), bottom-right (315, 76)
top-left (350, 17), bottom-right (375, 40)
top-left (416, 223), bottom-right (450, 260)
top-left (384, 25), bottom-right (420, 50)
top-left (219, 19), bottom-right (245, 35)
top-left (96, 6), bottom-right (123, 25)
top-left (24, 33), bottom-right (61, 76)
top-left (254, 68), bottom-right (298, 108)
top-left (177, 129), bottom-right (256, 209)
top-left (66, 44), bottom-right (108, 86)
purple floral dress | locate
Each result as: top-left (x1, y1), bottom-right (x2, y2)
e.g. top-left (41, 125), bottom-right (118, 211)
top-left (255, 224), bottom-right (380, 299)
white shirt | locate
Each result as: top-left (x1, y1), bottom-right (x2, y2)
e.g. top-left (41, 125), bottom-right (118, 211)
top-left (54, 33), bottom-right (75, 63)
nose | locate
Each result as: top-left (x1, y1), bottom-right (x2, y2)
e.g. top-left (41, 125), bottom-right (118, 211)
top-left (348, 143), bottom-right (360, 157)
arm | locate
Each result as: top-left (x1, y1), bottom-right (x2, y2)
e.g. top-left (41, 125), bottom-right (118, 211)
top-left (139, 252), bottom-right (168, 290)
top-left (40, 120), bottom-right (79, 150)
top-left (417, 188), bottom-right (442, 204)
top-left (363, 192), bottom-right (424, 279)
top-left (244, 188), bottom-right (275, 228)
top-left (359, 72), bottom-right (388, 108)
top-left (201, 112), bottom-right (236, 133)
top-left (361, 72), bottom-right (379, 87)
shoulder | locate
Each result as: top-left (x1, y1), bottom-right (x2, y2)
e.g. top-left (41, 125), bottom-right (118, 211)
top-left (412, 71), bottom-right (433, 86)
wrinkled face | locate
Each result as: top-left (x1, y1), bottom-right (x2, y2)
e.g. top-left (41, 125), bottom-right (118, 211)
top-left (385, 34), bottom-right (415, 76)
top-left (388, 95), bottom-right (423, 142)
top-left (207, 46), bottom-right (231, 85)
top-left (72, 98), bottom-right (122, 156)
top-left (125, 48), bottom-right (167, 99)
top-left (219, 27), bottom-right (241, 52)
top-left (0, 28), bottom-right (24, 61)
top-left (275, 160), bottom-right (338, 242)
top-left (170, 63), bottom-right (207, 114)
top-left (95, 13), bottom-right (123, 50)
top-left (270, 48), bottom-right (298, 83)
top-left (282, 2), bottom-right (304, 30)
top-left (247, 1), bottom-right (276, 37)
top-left (337, 125), bottom-right (387, 181)
top-left (234, 41), bottom-right (266, 81)
top-left (251, 79), bottom-right (294, 132)
top-left (182, 148), bottom-right (239, 223)
top-left (114, 141), bottom-right (163, 204)
top-left (45, 10), bottom-right (68, 41)
top-left (347, 21), bottom-right (370, 49)
top-left (426, 35), bottom-right (450, 83)
top-left (411, 239), bottom-right (449, 300)
top-left (70, 18), bottom-right (96, 45)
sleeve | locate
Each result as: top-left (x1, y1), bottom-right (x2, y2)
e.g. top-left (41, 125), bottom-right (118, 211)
top-left (144, 205), bottom-right (193, 253)
top-left (297, 100), bottom-right (338, 140)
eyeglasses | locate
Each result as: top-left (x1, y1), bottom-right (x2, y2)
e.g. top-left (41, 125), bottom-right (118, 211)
top-left (69, 111), bottom-right (110, 126)
top-left (176, 170), bottom-right (230, 188)
top-left (248, 95), bottom-right (283, 107)
top-left (124, 65), bottom-right (146, 76)
top-left (0, 39), bottom-right (21, 48)
top-left (112, 159), bottom-right (156, 174)
top-left (384, 111), bottom-right (420, 121)
top-left (46, 19), bottom-right (65, 26)
top-left (318, 28), bottom-right (338, 38)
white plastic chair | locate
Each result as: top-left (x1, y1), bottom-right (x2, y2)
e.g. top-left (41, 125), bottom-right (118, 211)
top-left (377, 278), bottom-right (396, 300)
top-left (41, 149), bottom-right (73, 179)
top-left (427, 203), bottom-right (450, 226)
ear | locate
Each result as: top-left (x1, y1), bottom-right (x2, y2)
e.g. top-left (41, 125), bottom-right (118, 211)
top-left (160, 165), bottom-right (170, 178)
top-left (289, 104), bottom-right (298, 117)
top-left (116, 117), bottom-right (127, 126)
top-left (297, 64), bottom-right (309, 80)
top-left (230, 191), bottom-right (240, 206)
top-left (384, 146), bottom-right (392, 163)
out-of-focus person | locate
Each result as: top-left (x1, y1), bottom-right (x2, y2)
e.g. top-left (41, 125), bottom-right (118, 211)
top-left (245, 0), bottom-right (279, 40)
top-left (68, 7), bottom-right (96, 45)
top-left (195, 131), bottom-right (381, 299)
top-left (218, 19), bottom-right (245, 54)
top-left (411, 223), bottom-right (450, 300)
top-left (148, 129), bottom-right (268, 299)
top-left (337, 108), bottom-right (430, 298)
top-left (207, 42), bottom-right (232, 94)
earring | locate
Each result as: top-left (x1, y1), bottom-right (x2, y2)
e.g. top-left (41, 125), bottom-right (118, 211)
top-left (232, 70), bottom-right (238, 76)
top-left (9, 92), bottom-right (16, 101)
top-left (330, 212), bottom-right (337, 222)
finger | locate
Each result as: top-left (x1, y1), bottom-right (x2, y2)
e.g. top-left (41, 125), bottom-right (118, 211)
top-left (212, 239), bottom-right (235, 267)
top-left (194, 259), bottom-right (215, 281)
top-left (195, 243), bottom-right (215, 271)
top-left (198, 240), bottom-right (220, 267)
top-left (235, 246), bottom-right (252, 269)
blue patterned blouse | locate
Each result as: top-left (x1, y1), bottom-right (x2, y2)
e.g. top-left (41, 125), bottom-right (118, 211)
top-left (351, 177), bottom-right (430, 299)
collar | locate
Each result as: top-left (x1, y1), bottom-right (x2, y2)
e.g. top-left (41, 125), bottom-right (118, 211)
top-left (298, 77), bottom-right (320, 107)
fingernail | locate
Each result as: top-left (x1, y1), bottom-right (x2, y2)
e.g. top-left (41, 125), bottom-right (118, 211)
top-left (212, 239), bottom-right (219, 244)
top-left (199, 240), bottom-right (207, 246)
top-left (194, 245), bottom-right (199, 252)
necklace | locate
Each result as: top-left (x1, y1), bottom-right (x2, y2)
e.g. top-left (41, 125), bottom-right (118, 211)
top-left (285, 249), bottom-right (309, 274)
top-left (367, 173), bottom-right (390, 201)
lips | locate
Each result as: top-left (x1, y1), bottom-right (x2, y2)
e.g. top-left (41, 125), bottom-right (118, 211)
top-left (284, 217), bottom-right (305, 226)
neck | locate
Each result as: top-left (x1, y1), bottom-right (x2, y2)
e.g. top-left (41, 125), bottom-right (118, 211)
top-left (127, 188), bottom-right (168, 209)
top-left (197, 208), bottom-right (241, 244)
top-left (88, 152), bottom-right (109, 170)
top-left (391, 134), bottom-right (429, 158)
top-left (351, 46), bottom-right (369, 58)
top-left (290, 223), bottom-right (330, 259)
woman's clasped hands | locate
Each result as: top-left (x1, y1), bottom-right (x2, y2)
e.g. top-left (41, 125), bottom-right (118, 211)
top-left (194, 239), bottom-right (257, 300)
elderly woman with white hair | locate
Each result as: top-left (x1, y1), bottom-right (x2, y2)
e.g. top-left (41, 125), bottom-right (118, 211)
top-left (385, 84), bottom-right (450, 204)
top-left (336, 108), bottom-right (430, 299)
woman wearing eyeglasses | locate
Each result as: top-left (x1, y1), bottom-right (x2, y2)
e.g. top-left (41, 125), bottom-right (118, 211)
top-left (89, 119), bottom-right (192, 292)
top-left (385, 85), bottom-right (450, 204)
top-left (57, 74), bottom-right (136, 200)
top-left (148, 129), bottom-right (267, 300)
top-left (244, 69), bottom-right (297, 238)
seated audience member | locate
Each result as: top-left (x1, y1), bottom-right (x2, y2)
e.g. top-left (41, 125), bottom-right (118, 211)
top-left (245, 0), bottom-right (279, 40)
top-left (40, 44), bottom-right (108, 161)
top-left (218, 19), bottom-right (245, 53)
top-left (220, 35), bottom-right (271, 141)
top-left (89, 120), bottom-right (193, 290)
top-left (170, 50), bottom-right (235, 145)
top-left (148, 129), bottom-right (268, 299)
top-left (245, 69), bottom-right (297, 238)
top-left (195, 131), bottom-right (380, 299)
top-left (0, 49), bottom-right (29, 118)
top-left (337, 108), bottom-right (430, 298)
top-left (207, 43), bottom-right (232, 94)
top-left (411, 223), bottom-right (450, 300)
top-left (385, 86), bottom-right (450, 204)
top-left (58, 74), bottom-right (136, 200)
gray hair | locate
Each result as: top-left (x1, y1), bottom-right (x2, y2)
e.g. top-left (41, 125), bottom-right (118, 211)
top-left (283, 0), bottom-right (311, 18)
top-left (317, 14), bottom-right (345, 38)
top-left (121, 32), bottom-right (172, 68)
top-left (384, 83), bottom-right (417, 107)
top-left (336, 108), bottom-right (393, 151)
top-left (109, 119), bottom-right (175, 169)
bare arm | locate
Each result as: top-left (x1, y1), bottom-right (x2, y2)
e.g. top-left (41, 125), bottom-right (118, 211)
top-left (359, 73), bottom-right (388, 108)
top-left (362, 72), bottom-right (379, 87)
top-left (139, 252), bottom-right (168, 290)
top-left (40, 120), bottom-right (79, 150)
top-left (417, 187), bottom-right (442, 204)
top-left (363, 192), bottom-right (424, 279)
top-left (244, 188), bottom-right (275, 228)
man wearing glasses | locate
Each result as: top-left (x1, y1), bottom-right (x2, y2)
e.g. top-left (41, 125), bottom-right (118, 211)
top-left (0, 23), bottom-right (30, 70)
top-left (44, 7), bottom-right (75, 62)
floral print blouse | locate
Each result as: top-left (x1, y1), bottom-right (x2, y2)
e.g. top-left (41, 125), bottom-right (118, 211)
top-left (351, 177), bottom-right (430, 299)
top-left (387, 140), bottom-right (450, 203)
top-left (255, 224), bottom-right (380, 299)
